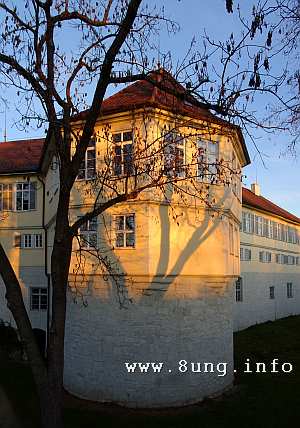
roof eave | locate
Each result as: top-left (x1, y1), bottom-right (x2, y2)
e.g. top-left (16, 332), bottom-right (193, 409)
top-left (242, 202), bottom-right (300, 226)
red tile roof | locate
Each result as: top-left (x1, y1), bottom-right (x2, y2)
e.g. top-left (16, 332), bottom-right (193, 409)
top-left (74, 69), bottom-right (216, 121)
top-left (0, 138), bottom-right (45, 174)
top-left (73, 69), bottom-right (250, 166)
top-left (0, 70), bottom-right (250, 175)
top-left (242, 187), bottom-right (300, 225)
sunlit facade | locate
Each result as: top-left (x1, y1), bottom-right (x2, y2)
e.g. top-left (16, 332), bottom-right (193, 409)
top-left (1, 71), bottom-right (298, 407)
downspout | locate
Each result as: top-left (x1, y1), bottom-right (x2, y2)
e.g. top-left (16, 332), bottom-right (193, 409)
top-left (37, 175), bottom-right (51, 355)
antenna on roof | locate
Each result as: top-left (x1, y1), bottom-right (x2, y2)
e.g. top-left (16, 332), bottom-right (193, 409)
top-left (156, 33), bottom-right (161, 70)
top-left (4, 106), bottom-right (7, 143)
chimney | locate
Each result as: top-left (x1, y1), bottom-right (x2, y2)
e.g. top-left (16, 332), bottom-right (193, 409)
top-left (251, 183), bottom-right (261, 196)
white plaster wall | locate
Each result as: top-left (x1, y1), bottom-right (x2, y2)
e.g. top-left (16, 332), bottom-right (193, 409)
top-left (0, 267), bottom-right (48, 330)
top-left (64, 276), bottom-right (234, 408)
top-left (234, 224), bottom-right (300, 331)
top-left (234, 272), bottom-right (300, 331)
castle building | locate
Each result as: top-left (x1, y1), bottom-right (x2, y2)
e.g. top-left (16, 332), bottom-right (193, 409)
top-left (234, 185), bottom-right (300, 331)
top-left (0, 71), bottom-right (299, 407)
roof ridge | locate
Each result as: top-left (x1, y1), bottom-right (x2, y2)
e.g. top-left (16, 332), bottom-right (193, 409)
top-left (242, 187), bottom-right (300, 224)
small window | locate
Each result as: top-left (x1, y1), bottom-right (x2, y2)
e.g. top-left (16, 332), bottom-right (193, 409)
top-left (197, 139), bottom-right (219, 182)
top-left (30, 287), bottom-right (48, 311)
top-left (234, 226), bottom-right (239, 257)
top-left (269, 286), bottom-right (275, 300)
top-left (112, 131), bottom-right (133, 176)
top-left (21, 233), bottom-right (43, 249)
top-left (232, 151), bottom-right (238, 194)
top-left (163, 131), bottom-right (185, 177)
top-left (240, 248), bottom-right (251, 261)
top-left (229, 223), bottom-right (234, 255)
top-left (16, 182), bottom-right (36, 211)
top-left (115, 214), bottom-right (135, 248)
top-left (0, 184), bottom-right (13, 211)
top-left (35, 234), bottom-right (43, 248)
top-left (77, 139), bottom-right (96, 180)
top-left (23, 234), bottom-right (33, 248)
top-left (79, 217), bottom-right (98, 249)
top-left (287, 283), bottom-right (293, 298)
top-left (235, 277), bottom-right (243, 302)
top-left (259, 251), bottom-right (272, 263)
top-left (242, 212), bottom-right (254, 234)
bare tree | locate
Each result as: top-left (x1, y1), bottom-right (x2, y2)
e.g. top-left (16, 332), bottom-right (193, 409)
top-left (274, 0), bottom-right (300, 147)
top-left (0, 1), bottom-right (295, 427)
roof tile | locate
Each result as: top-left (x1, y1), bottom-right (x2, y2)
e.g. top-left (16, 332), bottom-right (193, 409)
top-left (0, 138), bottom-right (45, 174)
top-left (242, 187), bottom-right (300, 225)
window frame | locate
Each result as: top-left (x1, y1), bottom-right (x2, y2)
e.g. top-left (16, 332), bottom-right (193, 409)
top-left (15, 182), bottom-right (37, 211)
top-left (287, 282), bottom-right (293, 299)
top-left (0, 183), bottom-right (13, 211)
top-left (112, 130), bottom-right (134, 176)
top-left (259, 251), bottom-right (272, 263)
top-left (30, 287), bottom-right (48, 311)
top-left (235, 277), bottom-right (243, 302)
top-left (229, 222), bottom-right (234, 255)
top-left (196, 138), bottom-right (219, 183)
top-left (77, 138), bottom-right (97, 181)
top-left (21, 233), bottom-right (43, 249)
top-left (240, 247), bottom-right (251, 261)
top-left (78, 217), bottom-right (98, 249)
top-left (114, 213), bottom-right (136, 249)
top-left (163, 130), bottom-right (186, 177)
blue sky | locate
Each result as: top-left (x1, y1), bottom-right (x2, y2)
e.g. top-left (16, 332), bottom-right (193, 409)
top-left (157, 0), bottom-right (300, 216)
top-left (0, 0), bottom-right (299, 216)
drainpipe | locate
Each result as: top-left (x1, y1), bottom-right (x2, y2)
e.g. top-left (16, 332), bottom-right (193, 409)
top-left (37, 175), bottom-right (51, 355)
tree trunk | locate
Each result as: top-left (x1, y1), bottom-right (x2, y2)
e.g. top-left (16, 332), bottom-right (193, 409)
top-left (0, 244), bottom-right (61, 428)
top-left (45, 191), bottom-right (73, 428)
top-left (0, 183), bottom-right (72, 428)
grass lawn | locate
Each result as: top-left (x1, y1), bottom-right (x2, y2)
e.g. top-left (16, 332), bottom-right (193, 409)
top-left (1, 316), bottom-right (300, 428)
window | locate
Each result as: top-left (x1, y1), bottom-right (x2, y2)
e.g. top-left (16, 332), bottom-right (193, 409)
top-left (112, 131), bottom-right (133, 176)
top-left (232, 151), bottom-right (239, 194)
top-left (234, 226), bottom-right (239, 257)
top-left (0, 184), bottom-right (13, 211)
top-left (35, 234), bottom-right (43, 248)
top-left (115, 214), bottom-right (135, 248)
top-left (240, 248), bottom-right (251, 261)
top-left (23, 234), bottom-right (32, 248)
top-left (235, 277), bottom-right (243, 302)
top-left (287, 282), bottom-right (293, 298)
top-left (242, 212), bottom-right (254, 234)
top-left (77, 139), bottom-right (96, 180)
top-left (79, 217), bottom-right (97, 249)
top-left (269, 286), bottom-right (275, 300)
top-left (16, 182), bottom-right (36, 211)
top-left (30, 287), bottom-right (48, 311)
top-left (276, 254), bottom-right (282, 264)
top-left (163, 130), bottom-right (185, 177)
top-left (263, 218), bottom-right (270, 238)
top-left (272, 221), bottom-right (278, 240)
top-left (259, 251), bottom-right (272, 263)
top-left (231, 210), bottom-right (300, 245)
top-left (197, 139), bottom-right (219, 182)
top-left (255, 216), bottom-right (263, 236)
top-left (20, 233), bottom-right (43, 249)
top-left (276, 254), bottom-right (296, 265)
top-left (229, 223), bottom-right (234, 255)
